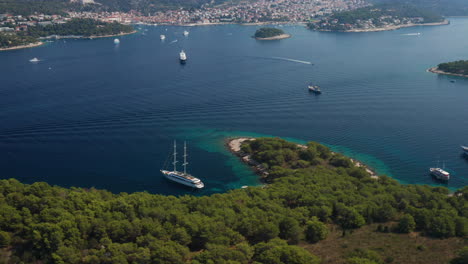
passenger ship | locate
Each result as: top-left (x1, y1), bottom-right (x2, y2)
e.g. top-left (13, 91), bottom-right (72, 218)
top-left (161, 141), bottom-right (204, 189)
top-left (429, 162), bottom-right (450, 181)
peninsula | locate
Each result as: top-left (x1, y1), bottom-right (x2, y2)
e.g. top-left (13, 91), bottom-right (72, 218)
top-left (0, 137), bottom-right (466, 263)
top-left (254, 27), bottom-right (290, 40)
top-left (428, 60), bottom-right (468, 78)
top-left (308, 4), bottom-right (447, 32)
top-left (0, 18), bottom-right (134, 51)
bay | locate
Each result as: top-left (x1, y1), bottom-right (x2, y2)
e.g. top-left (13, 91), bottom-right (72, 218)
top-left (0, 19), bottom-right (467, 195)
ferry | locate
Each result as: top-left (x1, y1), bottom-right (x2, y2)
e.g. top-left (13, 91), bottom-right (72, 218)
top-left (308, 84), bottom-right (321, 94)
top-left (160, 34), bottom-right (166, 40)
top-left (161, 141), bottom-right (204, 189)
top-left (180, 50), bottom-right (187, 64)
top-left (429, 162), bottom-right (450, 181)
top-left (461, 145), bottom-right (468, 155)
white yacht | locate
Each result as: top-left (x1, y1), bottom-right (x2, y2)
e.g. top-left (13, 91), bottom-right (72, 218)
top-left (179, 50), bottom-right (187, 63)
top-left (114, 38), bottom-right (120, 44)
top-left (429, 161), bottom-right (450, 181)
top-left (29, 58), bottom-right (40, 63)
top-left (183, 30), bottom-right (189, 36)
top-left (160, 34), bottom-right (166, 40)
top-left (161, 141), bottom-right (204, 189)
top-left (461, 145), bottom-right (468, 155)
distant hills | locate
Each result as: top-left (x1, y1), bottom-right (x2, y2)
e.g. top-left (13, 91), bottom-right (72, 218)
top-left (0, 0), bottom-right (247, 15)
top-left (372, 0), bottom-right (468, 16)
top-left (1, 0), bottom-right (467, 16)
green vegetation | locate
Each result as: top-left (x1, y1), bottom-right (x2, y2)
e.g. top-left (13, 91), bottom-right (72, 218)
top-left (0, 0), bottom-right (70, 16)
top-left (373, 0), bottom-right (468, 16)
top-left (0, 33), bottom-right (37, 48)
top-left (0, 19), bottom-right (133, 49)
top-left (0, 137), bottom-right (466, 263)
top-left (0, 0), bottom-right (250, 15)
top-left (438, 60), bottom-right (468, 76)
top-left (24, 18), bottom-right (134, 38)
top-left (308, 3), bottom-right (444, 31)
top-left (254, 27), bottom-right (285, 38)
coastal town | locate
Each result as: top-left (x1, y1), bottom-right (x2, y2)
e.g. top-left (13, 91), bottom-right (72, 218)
top-left (0, 0), bottom-right (368, 31)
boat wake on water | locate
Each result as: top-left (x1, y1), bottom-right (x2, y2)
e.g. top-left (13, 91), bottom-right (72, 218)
top-left (269, 57), bottom-right (313, 65)
top-left (170, 39), bottom-right (178, 44)
top-left (401, 33), bottom-right (421, 36)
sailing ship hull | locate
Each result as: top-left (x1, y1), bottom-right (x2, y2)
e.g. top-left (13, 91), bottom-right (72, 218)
top-left (161, 170), bottom-right (204, 188)
top-left (429, 168), bottom-right (450, 181)
top-left (461, 146), bottom-right (468, 156)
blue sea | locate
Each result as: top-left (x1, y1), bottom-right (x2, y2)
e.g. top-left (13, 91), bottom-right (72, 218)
top-left (1, 19), bottom-right (467, 195)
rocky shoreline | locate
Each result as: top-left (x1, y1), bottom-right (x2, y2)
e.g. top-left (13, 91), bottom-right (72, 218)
top-left (427, 67), bottom-right (468, 78)
top-left (254, 34), bottom-right (291, 40)
top-left (317, 19), bottom-right (449, 33)
top-left (227, 137), bottom-right (378, 180)
top-left (0, 41), bottom-right (44, 51)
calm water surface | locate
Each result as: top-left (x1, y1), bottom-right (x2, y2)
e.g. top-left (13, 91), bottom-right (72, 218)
top-left (1, 19), bottom-right (467, 195)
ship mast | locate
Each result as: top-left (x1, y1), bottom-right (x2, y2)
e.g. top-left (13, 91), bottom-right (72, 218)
top-left (173, 140), bottom-right (178, 172)
top-left (183, 141), bottom-right (188, 174)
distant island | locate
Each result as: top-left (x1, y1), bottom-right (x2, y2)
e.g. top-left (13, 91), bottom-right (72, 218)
top-left (308, 4), bottom-right (448, 32)
top-left (428, 60), bottom-right (468, 78)
top-left (0, 18), bottom-right (135, 51)
top-left (254, 27), bottom-right (290, 40)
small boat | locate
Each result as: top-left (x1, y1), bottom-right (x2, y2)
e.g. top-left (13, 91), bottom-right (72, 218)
top-left (183, 30), bottom-right (189, 36)
top-left (180, 50), bottom-right (187, 64)
top-left (461, 145), bottom-right (468, 155)
top-left (114, 39), bottom-right (120, 44)
top-left (160, 34), bottom-right (166, 40)
top-left (450, 80), bottom-right (456, 83)
top-left (29, 58), bottom-right (40, 62)
top-left (429, 161), bottom-right (450, 181)
top-left (161, 141), bottom-right (204, 189)
top-left (308, 84), bottom-right (321, 94)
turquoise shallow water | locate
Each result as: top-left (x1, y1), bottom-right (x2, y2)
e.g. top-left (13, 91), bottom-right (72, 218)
top-left (0, 19), bottom-right (467, 195)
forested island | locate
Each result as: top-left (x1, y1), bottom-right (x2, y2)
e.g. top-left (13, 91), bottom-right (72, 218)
top-left (308, 4), bottom-right (447, 32)
top-left (254, 27), bottom-right (290, 40)
top-left (0, 137), bottom-right (466, 263)
top-left (0, 18), bottom-right (134, 50)
top-left (429, 60), bottom-right (468, 78)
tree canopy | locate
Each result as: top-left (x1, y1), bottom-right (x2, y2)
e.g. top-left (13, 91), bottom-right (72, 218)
top-left (254, 27), bottom-right (285, 38)
top-left (0, 137), bottom-right (466, 263)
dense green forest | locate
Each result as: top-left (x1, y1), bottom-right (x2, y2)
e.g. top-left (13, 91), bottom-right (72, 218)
top-left (373, 0), bottom-right (468, 16)
top-left (0, 33), bottom-right (37, 48)
top-left (0, 0), bottom-right (70, 16)
top-left (22, 18), bottom-right (134, 38)
top-left (254, 27), bottom-right (285, 38)
top-left (0, 19), bottom-right (133, 48)
top-left (438, 60), bottom-right (468, 76)
top-left (0, 137), bottom-right (466, 263)
top-left (332, 4), bottom-right (441, 24)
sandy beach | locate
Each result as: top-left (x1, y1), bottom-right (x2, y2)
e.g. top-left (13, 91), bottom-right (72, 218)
top-left (0, 41), bottom-right (44, 52)
top-left (427, 67), bottom-right (468, 78)
top-left (227, 137), bottom-right (378, 179)
top-left (255, 34), bottom-right (291, 40)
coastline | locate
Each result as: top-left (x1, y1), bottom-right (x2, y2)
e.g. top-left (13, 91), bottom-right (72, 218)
top-left (227, 137), bottom-right (379, 181)
top-left (40, 30), bottom-right (137, 40)
top-left (254, 34), bottom-right (291, 40)
top-left (0, 30), bottom-right (136, 52)
top-left (427, 67), bottom-right (468, 78)
top-left (316, 19), bottom-right (449, 33)
top-left (0, 41), bottom-right (44, 52)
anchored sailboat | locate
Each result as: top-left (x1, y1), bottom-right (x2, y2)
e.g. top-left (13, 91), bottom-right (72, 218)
top-left (161, 141), bottom-right (204, 189)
